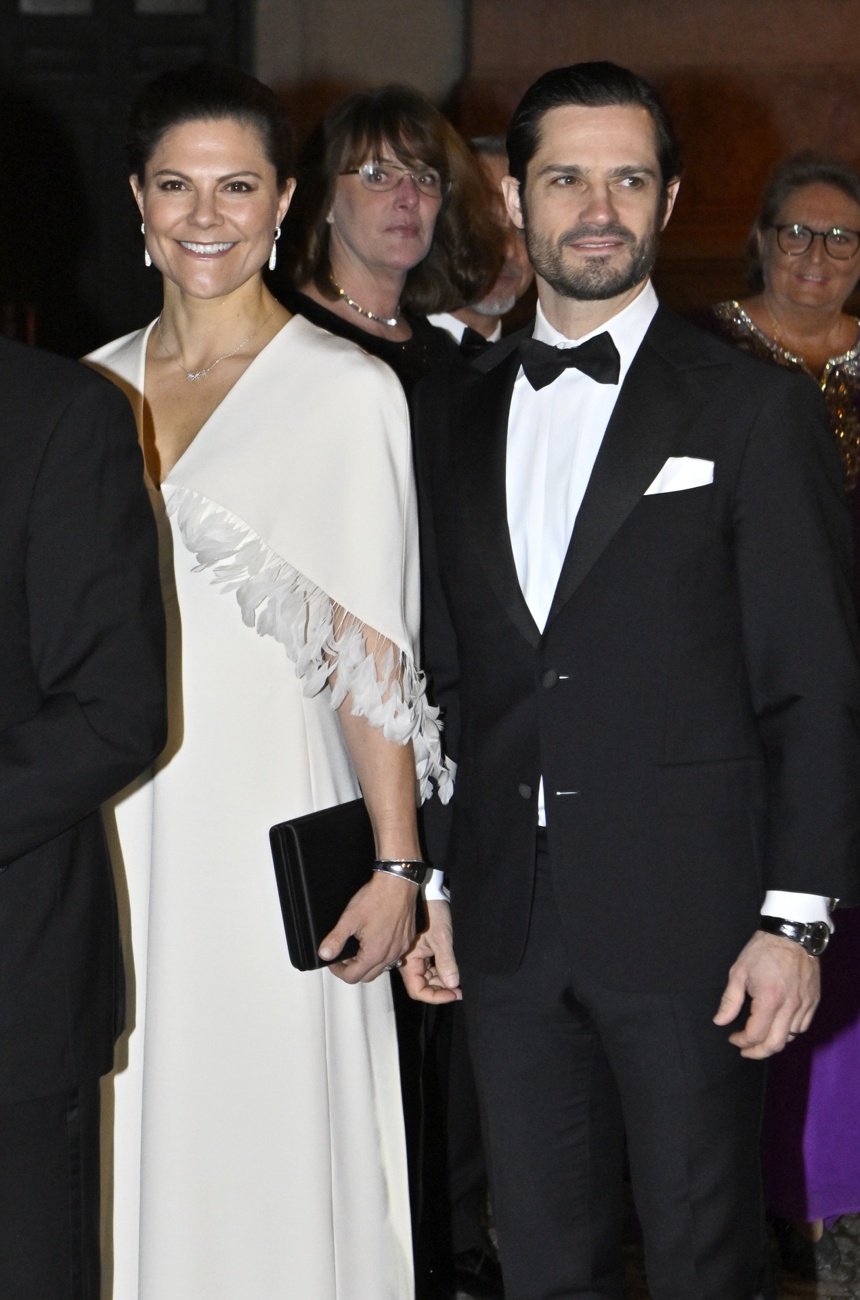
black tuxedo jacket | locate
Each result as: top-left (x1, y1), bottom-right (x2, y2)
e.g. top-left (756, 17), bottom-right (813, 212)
top-left (0, 336), bottom-right (166, 1104)
top-left (416, 306), bottom-right (860, 989)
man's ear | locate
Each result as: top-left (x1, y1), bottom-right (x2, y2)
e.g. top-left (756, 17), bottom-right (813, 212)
top-left (501, 176), bottom-right (524, 232)
top-left (660, 178), bottom-right (681, 230)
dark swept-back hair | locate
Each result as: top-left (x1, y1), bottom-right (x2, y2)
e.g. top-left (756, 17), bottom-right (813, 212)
top-left (746, 152), bottom-right (860, 291)
top-left (507, 61), bottom-right (682, 193)
top-left (469, 134), bottom-right (508, 160)
top-left (280, 84), bottom-right (504, 315)
top-left (127, 62), bottom-right (293, 186)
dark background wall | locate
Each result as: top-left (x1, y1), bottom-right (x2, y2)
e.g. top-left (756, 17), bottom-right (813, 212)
top-left (3, 0), bottom-right (859, 354)
top-left (259, 0), bottom-right (860, 315)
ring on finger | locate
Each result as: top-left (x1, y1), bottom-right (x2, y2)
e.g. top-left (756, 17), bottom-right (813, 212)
top-left (385, 958), bottom-right (404, 971)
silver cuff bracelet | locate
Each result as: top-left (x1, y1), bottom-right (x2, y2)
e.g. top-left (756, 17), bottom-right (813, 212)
top-left (372, 859), bottom-right (429, 886)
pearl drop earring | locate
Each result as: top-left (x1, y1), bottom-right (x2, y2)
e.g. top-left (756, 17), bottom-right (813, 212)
top-left (269, 226), bottom-right (281, 272)
top-left (141, 221), bottom-right (152, 269)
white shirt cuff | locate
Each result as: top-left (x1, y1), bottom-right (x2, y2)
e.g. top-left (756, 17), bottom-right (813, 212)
top-left (424, 868), bottom-right (450, 903)
top-left (761, 890), bottom-right (834, 931)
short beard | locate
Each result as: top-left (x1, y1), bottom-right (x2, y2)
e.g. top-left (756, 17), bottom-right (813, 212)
top-left (471, 291), bottom-right (517, 318)
top-left (523, 207), bottom-right (662, 302)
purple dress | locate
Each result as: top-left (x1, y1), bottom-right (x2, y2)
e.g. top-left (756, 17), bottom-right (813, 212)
top-left (711, 301), bottom-right (860, 1221)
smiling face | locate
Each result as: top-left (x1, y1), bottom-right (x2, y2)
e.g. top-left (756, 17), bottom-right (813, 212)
top-left (502, 103), bottom-right (678, 310)
top-left (131, 116), bottom-right (294, 299)
top-left (759, 181), bottom-right (860, 315)
top-left (326, 142), bottom-right (443, 283)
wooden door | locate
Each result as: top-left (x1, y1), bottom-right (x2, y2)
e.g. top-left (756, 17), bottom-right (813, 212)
top-left (0, 0), bottom-right (252, 356)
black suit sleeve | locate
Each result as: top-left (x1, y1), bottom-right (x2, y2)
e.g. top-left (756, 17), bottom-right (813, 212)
top-left (415, 376), bottom-right (461, 870)
top-left (735, 370), bottom-right (860, 901)
top-left (0, 378), bottom-right (167, 865)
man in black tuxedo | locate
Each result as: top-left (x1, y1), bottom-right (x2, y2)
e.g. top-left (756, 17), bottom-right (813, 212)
top-left (408, 63), bottom-right (860, 1299)
top-left (0, 334), bottom-right (166, 1297)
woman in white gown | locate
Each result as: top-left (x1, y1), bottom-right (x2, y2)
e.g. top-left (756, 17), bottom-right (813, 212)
top-left (87, 64), bottom-right (455, 1299)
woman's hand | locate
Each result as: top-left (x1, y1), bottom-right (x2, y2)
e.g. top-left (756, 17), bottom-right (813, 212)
top-left (326, 673), bottom-right (423, 984)
top-left (400, 900), bottom-right (462, 1004)
top-left (320, 871), bottom-right (418, 983)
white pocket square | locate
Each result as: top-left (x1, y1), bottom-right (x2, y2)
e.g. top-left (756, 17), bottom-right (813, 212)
top-left (644, 456), bottom-right (714, 495)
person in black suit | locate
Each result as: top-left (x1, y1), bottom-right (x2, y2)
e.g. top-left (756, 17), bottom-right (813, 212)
top-left (0, 335), bottom-right (166, 1298)
top-left (406, 63), bottom-right (860, 1300)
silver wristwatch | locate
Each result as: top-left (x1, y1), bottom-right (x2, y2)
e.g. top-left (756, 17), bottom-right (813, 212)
top-left (758, 915), bottom-right (830, 957)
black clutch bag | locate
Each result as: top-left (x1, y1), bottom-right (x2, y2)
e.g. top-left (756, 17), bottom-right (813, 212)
top-left (270, 797), bottom-right (428, 972)
top-left (270, 798), bottom-right (373, 971)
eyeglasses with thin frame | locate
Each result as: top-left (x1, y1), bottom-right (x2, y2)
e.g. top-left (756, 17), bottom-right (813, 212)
top-left (340, 160), bottom-right (448, 199)
top-left (769, 222), bottom-right (860, 260)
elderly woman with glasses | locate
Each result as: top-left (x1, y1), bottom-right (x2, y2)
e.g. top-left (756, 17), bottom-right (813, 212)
top-left (711, 154), bottom-right (860, 1284)
top-left (276, 83), bottom-right (503, 397)
top-left (710, 153), bottom-right (860, 492)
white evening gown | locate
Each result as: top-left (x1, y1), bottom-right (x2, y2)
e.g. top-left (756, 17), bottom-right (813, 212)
top-left (88, 315), bottom-right (449, 1299)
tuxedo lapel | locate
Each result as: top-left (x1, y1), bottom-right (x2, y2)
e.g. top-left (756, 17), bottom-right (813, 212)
top-left (545, 312), bottom-right (728, 627)
top-left (457, 351), bottom-right (542, 648)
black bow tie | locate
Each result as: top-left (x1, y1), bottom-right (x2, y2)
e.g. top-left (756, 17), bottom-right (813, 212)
top-left (459, 325), bottom-right (492, 358)
top-left (519, 332), bottom-right (621, 390)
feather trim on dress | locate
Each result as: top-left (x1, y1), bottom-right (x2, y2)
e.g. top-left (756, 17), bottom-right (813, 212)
top-left (167, 486), bottom-right (453, 804)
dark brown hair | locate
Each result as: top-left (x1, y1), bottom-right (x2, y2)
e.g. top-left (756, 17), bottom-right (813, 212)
top-left (506, 61), bottom-right (682, 194)
top-left (280, 84), bottom-right (504, 314)
top-left (127, 62), bottom-right (293, 187)
top-left (746, 152), bottom-right (860, 291)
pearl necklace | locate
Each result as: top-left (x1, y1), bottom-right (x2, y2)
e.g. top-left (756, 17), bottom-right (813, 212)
top-left (330, 276), bottom-right (400, 328)
top-left (157, 308), bottom-right (275, 382)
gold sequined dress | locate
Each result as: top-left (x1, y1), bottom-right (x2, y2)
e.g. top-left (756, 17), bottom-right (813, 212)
top-left (709, 301), bottom-right (860, 491)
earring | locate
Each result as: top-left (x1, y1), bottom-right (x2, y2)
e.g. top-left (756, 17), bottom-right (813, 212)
top-left (269, 225), bottom-right (281, 272)
top-left (141, 221), bottom-right (152, 269)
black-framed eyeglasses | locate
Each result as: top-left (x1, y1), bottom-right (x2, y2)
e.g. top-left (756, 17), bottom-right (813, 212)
top-left (770, 222), bottom-right (860, 260)
top-left (340, 160), bottom-right (448, 198)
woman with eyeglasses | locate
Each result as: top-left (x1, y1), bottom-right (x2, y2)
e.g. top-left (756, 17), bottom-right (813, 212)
top-left (710, 153), bottom-right (860, 495)
top-left (276, 84), bottom-right (503, 398)
top-left (276, 86), bottom-right (507, 1300)
top-left (711, 153), bottom-right (860, 1284)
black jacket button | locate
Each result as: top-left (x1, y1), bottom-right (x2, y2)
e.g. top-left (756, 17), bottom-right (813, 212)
top-left (518, 783), bottom-right (532, 799)
top-left (540, 668), bottom-right (559, 688)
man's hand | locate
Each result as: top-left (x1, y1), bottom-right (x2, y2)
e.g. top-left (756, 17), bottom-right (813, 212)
top-left (320, 871), bottom-right (418, 984)
top-left (400, 899), bottom-right (462, 1005)
top-left (713, 930), bottom-right (821, 1058)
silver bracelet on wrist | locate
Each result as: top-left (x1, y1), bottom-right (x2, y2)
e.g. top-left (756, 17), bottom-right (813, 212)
top-left (372, 859), bottom-right (429, 886)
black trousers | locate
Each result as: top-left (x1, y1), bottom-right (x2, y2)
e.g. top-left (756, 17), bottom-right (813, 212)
top-left (460, 837), bottom-right (768, 1300)
top-left (430, 999), bottom-right (487, 1254)
top-left (393, 979), bottom-right (490, 1297)
top-left (0, 1079), bottom-right (101, 1300)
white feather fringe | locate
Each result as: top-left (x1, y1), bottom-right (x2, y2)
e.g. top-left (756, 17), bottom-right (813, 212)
top-left (166, 486), bottom-right (453, 804)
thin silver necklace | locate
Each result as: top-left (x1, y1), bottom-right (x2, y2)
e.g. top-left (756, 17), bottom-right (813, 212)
top-left (330, 276), bottom-right (400, 328)
top-left (157, 308), bottom-right (275, 382)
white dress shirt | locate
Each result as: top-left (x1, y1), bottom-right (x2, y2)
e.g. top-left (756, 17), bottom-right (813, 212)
top-left (427, 311), bottom-right (502, 344)
top-left (503, 282), bottom-right (829, 928)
